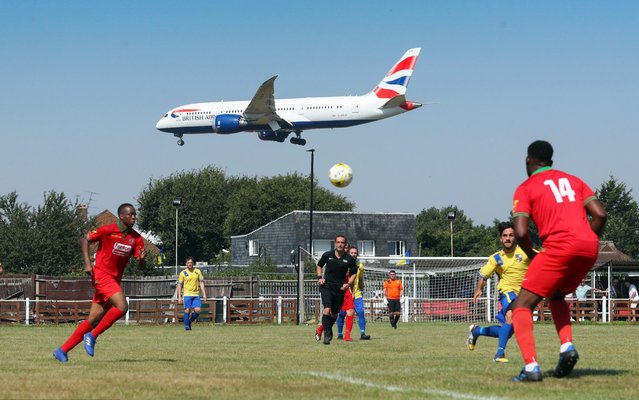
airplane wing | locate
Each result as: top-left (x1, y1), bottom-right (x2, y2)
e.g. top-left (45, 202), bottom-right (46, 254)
top-left (243, 75), bottom-right (292, 129)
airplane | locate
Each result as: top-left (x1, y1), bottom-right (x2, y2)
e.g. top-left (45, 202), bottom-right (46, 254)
top-left (156, 48), bottom-right (422, 146)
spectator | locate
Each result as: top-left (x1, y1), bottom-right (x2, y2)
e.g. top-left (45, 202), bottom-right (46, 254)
top-left (625, 281), bottom-right (639, 322)
top-left (609, 278), bottom-right (621, 299)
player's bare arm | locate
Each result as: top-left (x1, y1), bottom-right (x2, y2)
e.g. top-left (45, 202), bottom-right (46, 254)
top-left (137, 247), bottom-right (147, 267)
top-left (513, 216), bottom-right (536, 260)
top-left (473, 277), bottom-right (487, 302)
top-left (585, 199), bottom-right (607, 237)
top-left (80, 235), bottom-right (93, 277)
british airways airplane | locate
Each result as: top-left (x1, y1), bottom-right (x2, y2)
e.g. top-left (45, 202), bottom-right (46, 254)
top-left (156, 48), bottom-right (422, 146)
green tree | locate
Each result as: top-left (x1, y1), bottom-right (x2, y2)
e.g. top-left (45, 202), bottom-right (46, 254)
top-left (416, 206), bottom-right (496, 257)
top-left (597, 176), bottom-right (639, 258)
top-left (0, 191), bottom-right (87, 275)
top-left (138, 166), bottom-right (241, 265)
top-left (224, 173), bottom-right (354, 237)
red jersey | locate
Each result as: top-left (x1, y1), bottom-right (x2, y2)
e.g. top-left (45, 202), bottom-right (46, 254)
top-left (512, 167), bottom-right (598, 251)
top-left (89, 223), bottom-right (144, 282)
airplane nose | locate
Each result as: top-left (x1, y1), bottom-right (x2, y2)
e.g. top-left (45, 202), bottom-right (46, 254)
top-left (156, 116), bottom-right (171, 132)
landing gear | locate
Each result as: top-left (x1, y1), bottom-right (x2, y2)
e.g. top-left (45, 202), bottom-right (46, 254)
top-left (290, 131), bottom-right (306, 146)
top-left (174, 134), bottom-right (184, 146)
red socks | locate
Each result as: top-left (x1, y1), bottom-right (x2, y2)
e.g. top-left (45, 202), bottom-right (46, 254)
top-left (512, 307), bottom-right (537, 364)
top-left (549, 299), bottom-right (573, 344)
top-left (61, 320), bottom-right (93, 353)
top-left (344, 315), bottom-right (354, 339)
top-left (92, 307), bottom-right (125, 338)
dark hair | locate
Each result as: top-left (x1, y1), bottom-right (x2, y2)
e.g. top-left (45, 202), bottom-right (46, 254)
top-left (498, 221), bottom-right (514, 235)
top-left (527, 140), bottom-right (553, 163)
top-left (390, 270), bottom-right (396, 274)
top-left (186, 256), bottom-right (194, 263)
top-left (117, 203), bottom-right (135, 216)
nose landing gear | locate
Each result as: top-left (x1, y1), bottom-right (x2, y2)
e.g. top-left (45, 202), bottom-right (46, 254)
top-left (174, 134), bottom-right (184, 146)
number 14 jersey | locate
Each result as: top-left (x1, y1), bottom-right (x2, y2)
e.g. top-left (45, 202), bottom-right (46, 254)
top-left (512, 167), bottom-right (599, 251)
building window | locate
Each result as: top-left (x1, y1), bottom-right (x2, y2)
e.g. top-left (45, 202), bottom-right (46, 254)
top-left (312, 240), bottom-right (333, 258)
top-left (357, 240), bottom-right (375, 256)
top-left (248, 240), bottom-right (259, 256)
top-left (387, 240), bottom-right (405, 256)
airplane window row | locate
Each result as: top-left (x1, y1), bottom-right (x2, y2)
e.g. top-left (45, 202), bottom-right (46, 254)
top-left (307, 105), bottom-right (343, 110)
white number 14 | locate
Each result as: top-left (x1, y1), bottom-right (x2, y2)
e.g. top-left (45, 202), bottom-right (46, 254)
top-left (544, 178), bottom-right (576, 203)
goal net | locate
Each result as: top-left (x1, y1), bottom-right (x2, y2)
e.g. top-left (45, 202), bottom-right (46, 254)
top-left (358, 256), bottom-right (498, 323)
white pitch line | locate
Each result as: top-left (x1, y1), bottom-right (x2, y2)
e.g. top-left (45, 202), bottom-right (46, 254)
top-left (306, 371), bottom-right (508, 400)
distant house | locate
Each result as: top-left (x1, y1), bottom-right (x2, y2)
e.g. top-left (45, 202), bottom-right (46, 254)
top-left (231, 210), bottom-right (417, 266)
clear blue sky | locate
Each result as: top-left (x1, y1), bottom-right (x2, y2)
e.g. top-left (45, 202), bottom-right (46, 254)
top-left (1, 1), bottom-right (637, 226)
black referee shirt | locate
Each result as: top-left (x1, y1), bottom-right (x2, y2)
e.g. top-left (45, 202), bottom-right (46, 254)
top-left (317, 250), bottom-right (358, 287)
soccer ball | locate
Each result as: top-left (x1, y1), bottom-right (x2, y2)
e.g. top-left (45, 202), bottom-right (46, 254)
top-left (328, 163), bottom-right (353, 188)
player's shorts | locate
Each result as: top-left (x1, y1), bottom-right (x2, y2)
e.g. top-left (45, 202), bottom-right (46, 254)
top-left (92, 274), bottom-right (123, 303)
top-left (341, 289), bottom-right (354, 311)
top-left (320, 284), bottom-right (347, 314)
top-left (183, 296), bottom-right (202, 309)
top-left (496, 291), bottom-right (517, 324)
top-left (522, 243), bottom-right (598, 298)
top-left (387, 299), bottom-right (401, 313)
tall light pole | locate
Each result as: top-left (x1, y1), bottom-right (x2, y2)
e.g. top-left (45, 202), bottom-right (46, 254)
top-left (172, 198), bottom-right (182, 276)
top-left (447, 211), bottom-right (456, 257)
top-left (307, 149), bottom-right (315, 256)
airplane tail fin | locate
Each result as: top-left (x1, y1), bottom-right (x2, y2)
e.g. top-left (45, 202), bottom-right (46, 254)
top-left (371, 48), bottom-right (421, 99)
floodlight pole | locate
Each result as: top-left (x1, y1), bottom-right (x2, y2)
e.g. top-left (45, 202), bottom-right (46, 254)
top-left (447, 211), bottom-right (456, 257)
top-left (173, 198), bottom-right (182, 276)
top-left (307, 149), bottom-right (315, 257)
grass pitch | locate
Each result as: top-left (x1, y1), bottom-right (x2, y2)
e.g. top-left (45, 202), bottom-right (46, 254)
top-left (0, 322), bottom-right (637, 399)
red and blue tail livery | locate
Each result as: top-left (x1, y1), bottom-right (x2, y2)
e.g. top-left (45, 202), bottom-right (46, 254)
top-left (157, 48), bottom-right (423, 146)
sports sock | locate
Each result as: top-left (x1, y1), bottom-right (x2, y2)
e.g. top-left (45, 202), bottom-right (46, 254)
top-left (190, 312), bottom-right (200, 323)
top-left (560, 342), bottom-right (574, 352)
top-left (549, 299), bottom-right (572, 345)
top-left (316, 324), bottom-right (323, 335)
top-left (497, 323), bottom-right (513, 353)
top-left (321, 314), bottom-right (332, 337)
top-left (337, 310), bottom-right (345, 335)
top-left (92, 307), bottom-right (126, 338)
top-left (345, 315), bottom-right (353, 338)
top-left (394, 314), bottom-right (400, 324)
top-left (358, 313), bottom-right (366, 334)
top-left (486, 325), bottom-right (501, 337)
top-left (184, 312), bottom-right (190, 328)
top-left (512, 307), bottom-right (537, 365)
top-left (61, 320), bottom-right (94, 353)
top-left (525, 362), bottom-right (539, 372)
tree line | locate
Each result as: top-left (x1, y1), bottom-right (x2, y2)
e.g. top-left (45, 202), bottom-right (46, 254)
top-left (0, 168), bottom-right (637, 276)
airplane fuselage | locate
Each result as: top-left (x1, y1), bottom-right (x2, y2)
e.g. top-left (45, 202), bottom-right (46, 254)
top-left (157, 95), bottom-right (413, 136)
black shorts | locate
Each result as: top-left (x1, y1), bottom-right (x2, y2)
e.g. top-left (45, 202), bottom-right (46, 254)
top-left (387, 299), bottom-right (401, 313)
top-left (319, 284), bottom-right (346, 314)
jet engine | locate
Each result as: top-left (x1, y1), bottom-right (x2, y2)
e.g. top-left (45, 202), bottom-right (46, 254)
top-left (213, 114), bottom-right (248, 134)
top-left (258, 131), bottom-right (289, 142)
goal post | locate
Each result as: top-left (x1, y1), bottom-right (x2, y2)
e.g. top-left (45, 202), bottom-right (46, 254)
top-left (358, 256), bottom-right (498, 323)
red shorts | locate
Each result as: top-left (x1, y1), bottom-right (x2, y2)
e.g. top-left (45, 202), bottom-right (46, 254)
top-left (92, 274), bottom-right (123, 303)
top-left (522, 244), bottom-right (597, 298)
top-left (341, 289), bottom-right (354, 311)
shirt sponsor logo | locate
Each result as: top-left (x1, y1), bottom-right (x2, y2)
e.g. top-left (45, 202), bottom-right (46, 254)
top-left (113, 242), bottom-right (132, 257)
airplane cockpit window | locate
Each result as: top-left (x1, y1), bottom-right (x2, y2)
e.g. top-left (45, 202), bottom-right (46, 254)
top-left (164, 114), bottom-right (168, 117)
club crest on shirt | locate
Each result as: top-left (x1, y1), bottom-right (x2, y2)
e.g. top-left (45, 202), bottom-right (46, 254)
top-left (515, 254), bottom-right (523, 262)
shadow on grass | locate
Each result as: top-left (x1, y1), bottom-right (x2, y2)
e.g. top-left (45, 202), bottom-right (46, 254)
top-left (118, 358), bottom-right (178, 363)
top-left (544, 368), bottom-right (627, 379)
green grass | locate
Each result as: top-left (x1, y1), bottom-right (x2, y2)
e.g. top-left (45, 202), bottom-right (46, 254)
top-left (1, 322), bottom-right (637, 399)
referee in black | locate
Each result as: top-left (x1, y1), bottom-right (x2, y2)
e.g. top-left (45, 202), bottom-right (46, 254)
top-left (316, 235), bottom-right (358, 345)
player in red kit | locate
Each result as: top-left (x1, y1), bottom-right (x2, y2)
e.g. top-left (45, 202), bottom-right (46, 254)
top-left (509, 141), bottom-right (607, 382)
top-left (53, 203), bottom-right (146, 363)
